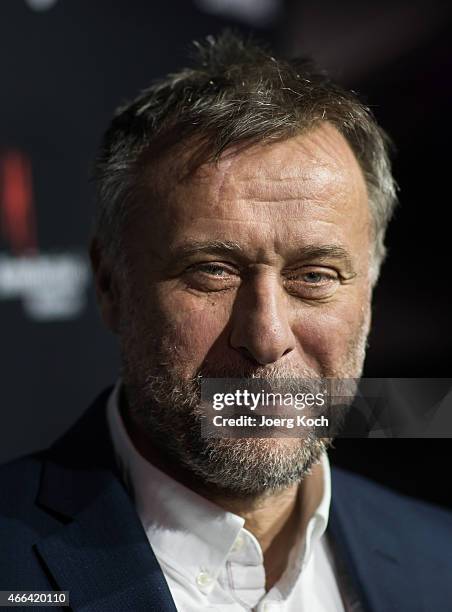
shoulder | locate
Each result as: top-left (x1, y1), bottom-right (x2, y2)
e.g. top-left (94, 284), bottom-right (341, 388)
top-left (0, 452), bottom-right (59, 580)
top-left (332, 465), bottom-right (452, 522)
top-left (0, 385), bottom-right (113, 528)
top-left (0, 452), bottom-right (45, 511)
top-left (331, 465), bottom-right (452, 552)
top-left (0, 384), bottom-right (114, 585)
top-left (0, 451), bottom-right (53, 532)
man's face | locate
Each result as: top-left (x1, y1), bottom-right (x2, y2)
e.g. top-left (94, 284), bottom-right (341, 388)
top-left (110, 122), bottom-right (372, 495)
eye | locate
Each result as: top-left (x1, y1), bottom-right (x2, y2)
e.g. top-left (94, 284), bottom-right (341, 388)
top-left (284, 267), bottom-right (340, 298)
top-left (197, 263), bottom-right (230, 276)
top-left (184, 262), bottom-right (240, 292)
top-left (302, 271), bottom-right (330, 284)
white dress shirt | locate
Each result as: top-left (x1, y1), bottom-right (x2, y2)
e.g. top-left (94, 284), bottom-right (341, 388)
top-left (106, 381), bottom-right (346, 612)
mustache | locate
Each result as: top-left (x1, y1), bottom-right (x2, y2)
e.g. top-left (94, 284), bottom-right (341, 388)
top-left (188, 362), bottom-right (324, 398)
top-left (193, 360), bottom-right (320, 381)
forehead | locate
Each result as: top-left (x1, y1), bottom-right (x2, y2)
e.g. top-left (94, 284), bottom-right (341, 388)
top-left (190, 124), bottom-right (364, 202)
top-left (140, 123), bottom-right (370, 256)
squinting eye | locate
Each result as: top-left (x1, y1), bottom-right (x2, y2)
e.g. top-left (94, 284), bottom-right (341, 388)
top-left (198, 264), bottom-right (229, 276)
top-left (286, 269), bottom-right (336, 284)
top-left (284, 268), bottom-right (340, 299)
top-left (184, 262), bottom-right (240, 293)
top-left (303, 271), bottom-right (328, 283)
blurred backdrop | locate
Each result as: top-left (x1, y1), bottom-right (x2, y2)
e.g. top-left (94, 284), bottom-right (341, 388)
top-left (1, 0), bottom-right (451, 506)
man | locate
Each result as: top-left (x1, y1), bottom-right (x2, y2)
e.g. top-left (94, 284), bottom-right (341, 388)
top-left (1, 32), bottom-right (451, 612)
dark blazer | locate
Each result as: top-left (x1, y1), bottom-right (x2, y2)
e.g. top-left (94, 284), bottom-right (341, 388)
top-left (1, 387), bottom-right (451, 612)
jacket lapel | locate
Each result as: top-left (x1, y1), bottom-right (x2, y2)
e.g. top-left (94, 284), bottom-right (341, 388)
top-left (35, 387), bottom-right (177, 612)
top-left (329, 467), bottom-right (423, 612)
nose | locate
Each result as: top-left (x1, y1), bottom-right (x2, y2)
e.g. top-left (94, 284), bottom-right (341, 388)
top-left (229, 273), bottom-right (296, 366)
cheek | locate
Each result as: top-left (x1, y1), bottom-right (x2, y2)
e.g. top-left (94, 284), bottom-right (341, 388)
top-left (292, 296), bottom-right (368, 371)
top-left (151, 286), bottom-right (234, 373)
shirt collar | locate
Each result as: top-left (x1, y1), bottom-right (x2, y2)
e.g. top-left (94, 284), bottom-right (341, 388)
top-left (107, 379), bottom-right (332, 592)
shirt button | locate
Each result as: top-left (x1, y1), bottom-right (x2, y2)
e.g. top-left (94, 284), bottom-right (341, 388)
top-left (196, 570), bottom-right (213, 589)
top-left (231, 534), bottom-right (245, 552)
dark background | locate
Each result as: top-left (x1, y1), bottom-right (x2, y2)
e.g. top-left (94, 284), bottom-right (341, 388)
top-left (1, 0), bottom-right (451, 507)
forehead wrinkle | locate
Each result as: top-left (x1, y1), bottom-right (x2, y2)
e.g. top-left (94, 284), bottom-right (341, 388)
top-left (146, 124), bottom-right (368, 229)
top-left (214, 151), bottom-right (236, 213)
top-left (209, 143), bottom-right (364, 209)
top-left (232, 170), bottom-right (348, 205)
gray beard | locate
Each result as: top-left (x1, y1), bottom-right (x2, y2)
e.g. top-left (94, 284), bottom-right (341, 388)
top-left (120, 356), bottom-right (366, 497)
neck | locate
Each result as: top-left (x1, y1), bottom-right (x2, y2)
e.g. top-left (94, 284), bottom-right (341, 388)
top-left (120, 397), bottom-right (324, 591)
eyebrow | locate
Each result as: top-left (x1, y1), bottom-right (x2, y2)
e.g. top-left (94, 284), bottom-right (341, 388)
top-left (170, 240), bottom-right (355, 274)
top-left (170, 240), bottom-right (244, 259)
top-left (287, 245), bottom-right (356, 275)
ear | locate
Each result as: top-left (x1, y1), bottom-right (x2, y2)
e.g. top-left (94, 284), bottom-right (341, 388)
top-left (89, 237), bottom-right (121, 334)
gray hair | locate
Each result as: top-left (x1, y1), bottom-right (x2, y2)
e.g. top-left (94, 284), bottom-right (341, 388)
top-left (92, 31), bottom-right (398, 286)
